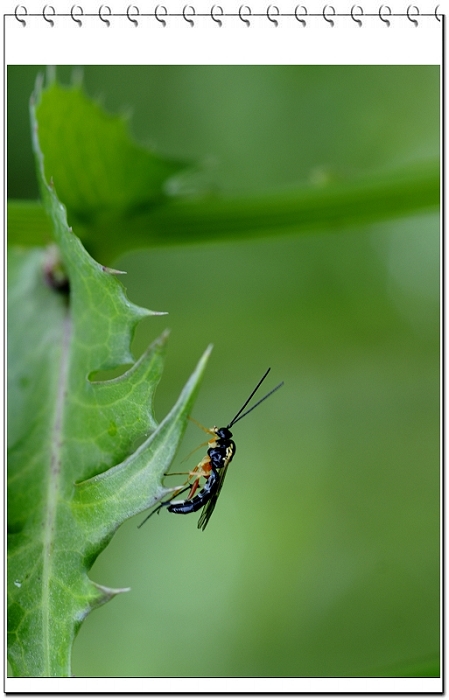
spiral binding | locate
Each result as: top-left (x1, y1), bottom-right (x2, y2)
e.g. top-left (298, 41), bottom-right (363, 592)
top-left (12, 4), bottom-right (443, 27)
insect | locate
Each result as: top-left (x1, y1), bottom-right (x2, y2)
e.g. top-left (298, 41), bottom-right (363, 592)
top-left (138, 368), bottom-right (284, 531)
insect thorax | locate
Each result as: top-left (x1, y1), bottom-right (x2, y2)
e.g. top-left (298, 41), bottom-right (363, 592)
top-left (208, 427), bottom-right (236, 470)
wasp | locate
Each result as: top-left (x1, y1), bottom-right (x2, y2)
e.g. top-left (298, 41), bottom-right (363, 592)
top-left (138, 368), bottom-right (283, 531)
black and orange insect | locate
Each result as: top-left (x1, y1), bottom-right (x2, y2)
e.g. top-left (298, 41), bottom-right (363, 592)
top-left (138, 368), bottom-right (283, 531)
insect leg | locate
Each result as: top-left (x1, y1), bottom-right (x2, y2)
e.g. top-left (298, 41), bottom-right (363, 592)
top-left (137, 483), bottom-right (192, 528)
top-left (187, 478), bottom-right (201, 499)
top-left (137, 502), bottom-right (165, 528)
top-left (180, 439), bottom-right (211, 464)
top-left (188, 416), bottom-right (216, 435)
top-left (167, 455), bottom-right (212, 480)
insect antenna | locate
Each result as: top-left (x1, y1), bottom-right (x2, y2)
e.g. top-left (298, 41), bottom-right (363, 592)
top-left (227, 368), bottom-right (284, 428)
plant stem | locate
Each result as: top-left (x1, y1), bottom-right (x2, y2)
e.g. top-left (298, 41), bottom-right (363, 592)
top-left (8, 160), bottom-right (439, 262)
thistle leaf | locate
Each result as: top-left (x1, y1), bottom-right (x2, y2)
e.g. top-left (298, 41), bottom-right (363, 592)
top-left (7, 79), bottom-right (210, 677)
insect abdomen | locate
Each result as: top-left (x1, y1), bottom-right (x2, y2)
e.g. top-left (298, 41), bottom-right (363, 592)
top-left (168, 468), bottom-right (219, 514)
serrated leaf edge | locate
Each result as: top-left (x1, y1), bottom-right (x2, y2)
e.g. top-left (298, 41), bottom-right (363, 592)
top-left (72, 344), bottom-right (213, 543)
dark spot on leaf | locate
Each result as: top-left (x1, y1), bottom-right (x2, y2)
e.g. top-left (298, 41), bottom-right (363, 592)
top-left (42, 244), bottom-right (70, 297)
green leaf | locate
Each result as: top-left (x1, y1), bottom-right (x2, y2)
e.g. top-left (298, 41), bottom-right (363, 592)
top-left (32, 75), bottom-right (189, 225)
top-left (7, 79), bottom-right (211, 677)
top-left (7, 74), bottom-right (438, 263)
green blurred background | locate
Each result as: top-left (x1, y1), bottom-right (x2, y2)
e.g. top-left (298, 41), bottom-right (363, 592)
top-left (8, 66), bottom-right (440, 677)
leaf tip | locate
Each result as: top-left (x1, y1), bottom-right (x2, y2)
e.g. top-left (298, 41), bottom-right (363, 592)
top-left (204, 343), bottom-right (214, 360)
top-left (102, 265), bottom-right (127, 275)
top-left (92, 582), bottom-right (132, 605)
top-left (154, 328), bottom-right (170, 347)
top-left (135, 306), bottom-right (168, 319)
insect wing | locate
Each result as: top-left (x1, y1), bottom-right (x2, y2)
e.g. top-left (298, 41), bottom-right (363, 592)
top-left (197, 462), bottom-right (230, 531)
